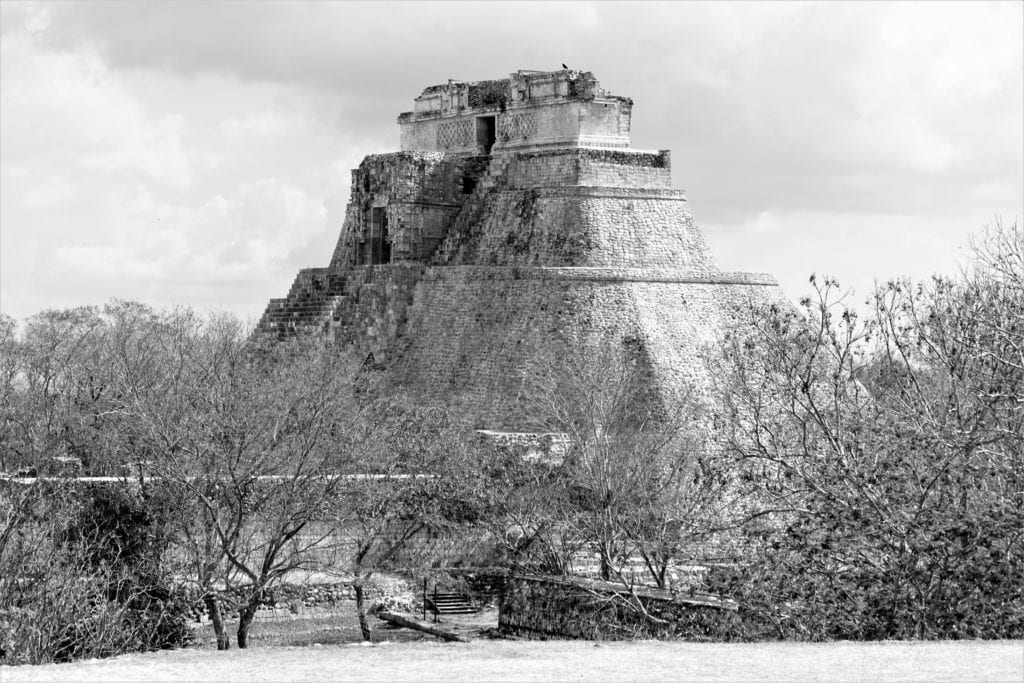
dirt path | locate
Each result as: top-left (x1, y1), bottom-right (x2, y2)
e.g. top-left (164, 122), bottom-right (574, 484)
top-left (5, 639), bottom-right (1022, 682)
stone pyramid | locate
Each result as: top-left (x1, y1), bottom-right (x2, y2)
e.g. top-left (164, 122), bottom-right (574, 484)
top-left (257, 69), bottom-right (790, 429)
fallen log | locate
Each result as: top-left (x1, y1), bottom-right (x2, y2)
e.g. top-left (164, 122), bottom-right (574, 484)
top-left (376, 611), bottom-right (468, 642)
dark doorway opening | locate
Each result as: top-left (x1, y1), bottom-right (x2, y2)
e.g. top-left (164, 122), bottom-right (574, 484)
top-left (370, 207), bottom-right (391, 264)
top-left (477, 116), bottom-right (496, 155)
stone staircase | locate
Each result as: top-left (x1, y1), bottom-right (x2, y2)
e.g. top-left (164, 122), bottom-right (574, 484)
top-left (430, 153), bottom-right (513, 265)
top-left (256, 153), bottom-right (516, 336)
top-left (254, 268), bottom-right (347, 339)
top-left (478, 153), bottom-right (513, 191)
top-left (427, 591), bottom-right (477, 616)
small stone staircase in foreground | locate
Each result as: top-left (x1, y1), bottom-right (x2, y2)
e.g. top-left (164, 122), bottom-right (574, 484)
top-left (427, 591), bottom-right (476, 616)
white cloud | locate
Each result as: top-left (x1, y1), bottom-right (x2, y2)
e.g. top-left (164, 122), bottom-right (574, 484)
top-left (218, 110), bottom-right (290, 140)
top-left (49, 174), bottom-right (335, 287)
top-left (0, 4), bottom-right (364, 319)
top-left (1, 15), bottom-right (192, 187)
top-left (1, 1), bottom-right (1021, 322)
top-left (704, 208), bottom-right (977, 312)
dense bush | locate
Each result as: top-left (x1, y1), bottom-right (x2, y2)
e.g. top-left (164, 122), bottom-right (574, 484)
top-left (68, 484), bottom-right (193, 653)
top-left (0, 483), bottom-right (192, 664)
top-left (499, 575), bottom-right (743, 641)
top-left (712, 222), bottom-right (1023, 640)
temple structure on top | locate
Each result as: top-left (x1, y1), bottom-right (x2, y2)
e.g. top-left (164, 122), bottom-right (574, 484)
top-left (256, 69), bottom-right (789, 430)
top-left (397, 70), bottom-right (632, 155)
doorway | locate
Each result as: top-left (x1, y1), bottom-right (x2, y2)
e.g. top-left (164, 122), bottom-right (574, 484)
top-left (476, 116), bottom-right (496, 155)
top-left (370, 207), bottom-right (390, 264)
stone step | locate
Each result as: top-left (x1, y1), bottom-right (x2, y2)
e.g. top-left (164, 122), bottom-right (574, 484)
top-left (427, 592), bottom-right (477, 615)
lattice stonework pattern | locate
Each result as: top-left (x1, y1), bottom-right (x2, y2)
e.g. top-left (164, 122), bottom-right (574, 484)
top-left (437, 120), bottom-right (474, 148)
top-left (500, 112), bottom-right (537, 141)
top-left (421, 211), bottom-right (450, 239)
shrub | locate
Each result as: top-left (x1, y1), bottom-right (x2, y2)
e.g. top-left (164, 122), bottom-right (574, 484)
top-left (0, 482), bottom-right (192, 664)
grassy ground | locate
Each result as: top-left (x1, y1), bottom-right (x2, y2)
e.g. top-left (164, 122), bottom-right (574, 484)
top-left (189, 605), bottom-right (434, 648)
top-left (6, 608), bottom-right (1022, 681)
top-left (188, 602), bottom-right (499, 647)
top-left (5, 638), bottom-right (1022, 682)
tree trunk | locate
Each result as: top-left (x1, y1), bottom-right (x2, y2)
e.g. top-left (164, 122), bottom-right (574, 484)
top-left (656, 561), bottom-right (668, 590)
top-left (354, 581), bottom-right (372, 642)
top-left (237, 597), bottom-right (260, 649)
top-left (204, 594), bottom-right (230, 650)
top-left (599, 547), bottom-right (613, 581)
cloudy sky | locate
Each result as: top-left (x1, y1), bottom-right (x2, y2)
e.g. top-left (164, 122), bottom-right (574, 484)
top-left (2, 1), bottom-right (1021, 322)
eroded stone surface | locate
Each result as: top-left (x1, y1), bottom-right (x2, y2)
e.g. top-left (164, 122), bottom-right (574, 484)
top-left (256, 69), bottom-right (789, 429)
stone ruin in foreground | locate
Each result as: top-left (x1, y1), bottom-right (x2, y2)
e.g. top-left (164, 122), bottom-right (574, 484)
top-left (257, 69), bottom-right (790, 429)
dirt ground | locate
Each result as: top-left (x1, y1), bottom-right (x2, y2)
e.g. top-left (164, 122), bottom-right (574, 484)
top-left (4, 637), bottom-right (1022, 682)
top-left (188, 603), bottom-right (499, 648)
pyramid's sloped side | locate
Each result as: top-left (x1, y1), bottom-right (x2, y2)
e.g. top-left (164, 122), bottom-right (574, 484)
top-left (386, 267), bottom-right (788, 429)
top-left (453, 189), bottom-right (718, 271)
top-left (629, 280), bottom-right (792, 406)
top-left (440, 148), bottom-right (718, 271)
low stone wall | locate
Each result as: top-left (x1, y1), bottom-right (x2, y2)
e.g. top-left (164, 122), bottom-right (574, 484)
top-left (498, 575), bottom-right (739, 641)
top-left (186, 578), bottom-right (414, 623)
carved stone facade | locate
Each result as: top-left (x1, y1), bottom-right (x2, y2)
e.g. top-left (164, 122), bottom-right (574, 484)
top-left (256, 70), bottom-right (789, 430)
top-left (397, 69), bottom-right (632, 155)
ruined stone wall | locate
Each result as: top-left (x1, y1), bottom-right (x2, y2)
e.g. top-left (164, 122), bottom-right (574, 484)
top-left (328, 153), bottom-right (488, 268)
top-left (326, 149), bottom-right (693, 273)
top-left (186, 578), bottom-right (414, 624)
top-left (498, 575), bottom-right (740, 640)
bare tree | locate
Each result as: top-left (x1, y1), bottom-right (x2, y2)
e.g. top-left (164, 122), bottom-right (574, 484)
top-left (520, 337), bottom-right (733, 597)
top-left (1, 304), bottom-right (196, 662)
top-left (461, 435), bottom-right (571, 577)
top-left (0, 307), bottom-right (112, 475)
top-left (123, 313), bottom-right (371, 648)
top-left (329, 399), bottom-right (484, 640)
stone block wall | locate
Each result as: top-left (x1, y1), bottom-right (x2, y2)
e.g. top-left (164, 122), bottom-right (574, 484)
top-left (495, 99), bottom-right (632, 153)
top-left (289, 520), bottom-right (502, 571)
top-left (256, 267), bottom-right (343, 339)
top-left (498, 574), bottom-right (740, 640)
top-left (330, 153), bottom-right (489, 268)
top-left (256, 259), bottom-right (786, 429)
top-left (258, 71), bottom-right (795, 434)
top-left (346, 152), bottom-right (467, 204)
top-left (398, 71), bottom-right (633, 155)
top-left (388, 203), bottom-right (462, 262)
top-left (185, 578), bottom-right (414, 623)
top-left (323, 264), bottom-right (424, 359)
top-left (443, 188), bottom-right (716, 269)
top-left (387, 267), bottom-right (785, 430)
top-left (502, 149), bottom-right (671, 190)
